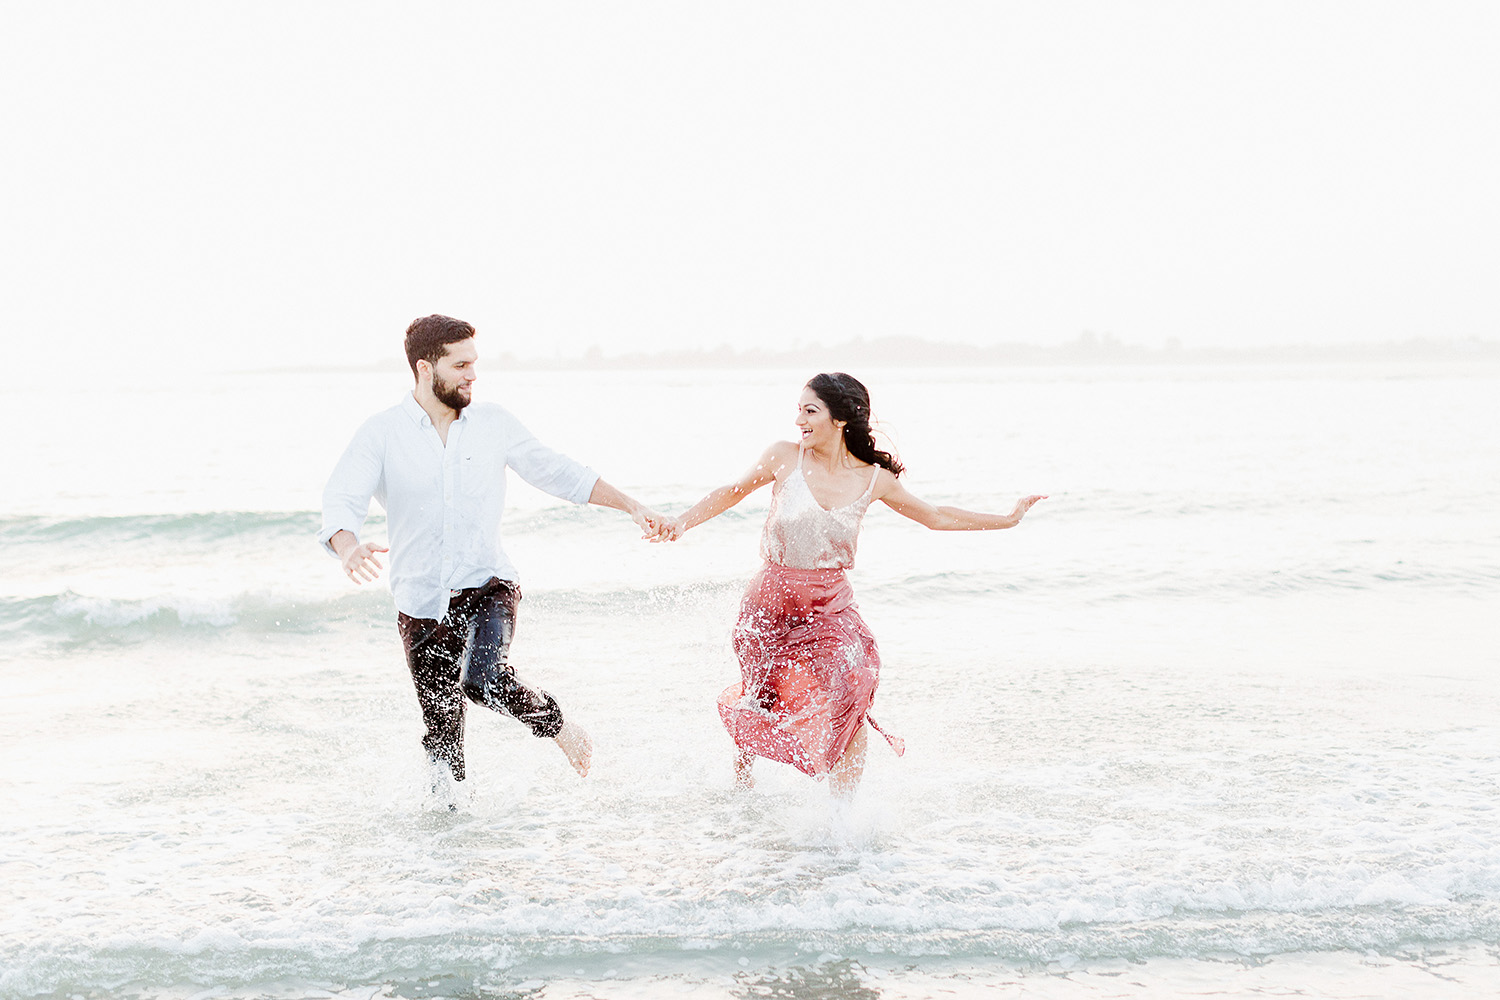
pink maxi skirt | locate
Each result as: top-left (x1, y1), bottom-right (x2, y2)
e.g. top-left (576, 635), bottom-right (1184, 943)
top-left (718, 562), bottom-right (903, 777)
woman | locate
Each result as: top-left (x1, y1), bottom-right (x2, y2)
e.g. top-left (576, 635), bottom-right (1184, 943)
top-left (659, 373), bottom-right (1045, 798)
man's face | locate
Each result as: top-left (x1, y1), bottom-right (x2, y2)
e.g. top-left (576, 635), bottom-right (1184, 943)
top-left (427, 338), bottom-right (478, 411)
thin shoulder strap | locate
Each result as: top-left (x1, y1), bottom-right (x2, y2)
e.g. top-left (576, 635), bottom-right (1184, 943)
top-left (864, 462), bottom-right (880, 495)
top-left (797, 447), bottom-right (807, 472)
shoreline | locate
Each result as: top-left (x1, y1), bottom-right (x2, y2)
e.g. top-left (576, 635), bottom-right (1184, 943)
top-left (62, 943), bottom-right (1500, 1000)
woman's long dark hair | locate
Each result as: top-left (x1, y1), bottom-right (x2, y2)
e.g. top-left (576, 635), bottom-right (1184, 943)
top-left (806, 372), bottom-right (904, 477)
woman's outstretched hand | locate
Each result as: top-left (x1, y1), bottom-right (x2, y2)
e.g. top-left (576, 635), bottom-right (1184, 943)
top-left (1012, 495), bottom-right (1048, 523)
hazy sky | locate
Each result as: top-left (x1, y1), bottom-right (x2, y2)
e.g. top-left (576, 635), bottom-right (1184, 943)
top-left (3, 2), bottom-right (1497, 376)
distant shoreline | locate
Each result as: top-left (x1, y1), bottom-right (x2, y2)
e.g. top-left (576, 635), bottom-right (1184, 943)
top-left (241, 335), bottom-right (1500, 375)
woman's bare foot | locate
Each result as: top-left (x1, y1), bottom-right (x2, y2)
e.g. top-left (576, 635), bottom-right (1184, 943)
top-left (554, 720), bottom-right (592, 777)
top-left (733, 750), bottom-right (755, 790)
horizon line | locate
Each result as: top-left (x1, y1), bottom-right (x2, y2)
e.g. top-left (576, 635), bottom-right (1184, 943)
top-left (234, 334), bottom-right (1500, 376)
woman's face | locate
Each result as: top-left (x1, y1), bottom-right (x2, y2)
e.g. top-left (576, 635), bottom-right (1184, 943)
top-left (795, 387), bottom-right (844, 450)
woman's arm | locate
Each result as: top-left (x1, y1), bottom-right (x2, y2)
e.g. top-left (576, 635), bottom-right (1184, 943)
top-left (876, 472), bottom-right (1046, 530)
top-left (660, 442), bottom-right (792, 539)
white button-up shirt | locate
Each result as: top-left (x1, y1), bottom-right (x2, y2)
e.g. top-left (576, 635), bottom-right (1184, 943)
top-left (319, 393), bottom-right (598, 620)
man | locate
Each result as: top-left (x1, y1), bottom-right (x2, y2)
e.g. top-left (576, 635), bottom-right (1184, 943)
top-left (319, 314), bottom-right (658, 784)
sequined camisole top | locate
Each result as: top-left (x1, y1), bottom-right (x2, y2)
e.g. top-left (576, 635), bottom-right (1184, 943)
top-left (759, 450), bottom-right (881, 570)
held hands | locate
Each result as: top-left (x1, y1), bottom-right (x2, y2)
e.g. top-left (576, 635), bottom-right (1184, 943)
top-left (636, 511), bottom-right (685, 543)
top-left (631, 506), bottom-right (678, 543)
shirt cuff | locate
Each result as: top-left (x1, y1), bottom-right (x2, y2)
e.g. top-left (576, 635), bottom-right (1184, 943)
top-left (571, 470), bottom-right (600, 505)
top-left (318, 524), bottom-right (358, 557)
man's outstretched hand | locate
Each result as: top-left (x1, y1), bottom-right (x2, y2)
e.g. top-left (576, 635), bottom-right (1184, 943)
top-left (341, 541), bottom-right (388, 583)
top-left (330, 530), bottom-right (388, 584)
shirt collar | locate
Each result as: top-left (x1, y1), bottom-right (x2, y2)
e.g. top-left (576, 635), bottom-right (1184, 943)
top-left (400, 391), bottom-right (430, 427)
top-left (400, 390), bottom-right (469, 428)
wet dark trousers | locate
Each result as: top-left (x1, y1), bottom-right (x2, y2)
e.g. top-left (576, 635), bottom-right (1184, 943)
top-left (396, 577), bottom-right (563, 782)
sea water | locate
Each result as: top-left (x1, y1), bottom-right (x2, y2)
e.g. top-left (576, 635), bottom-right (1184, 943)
top-left (1, 362), bottom-right (1497, 999)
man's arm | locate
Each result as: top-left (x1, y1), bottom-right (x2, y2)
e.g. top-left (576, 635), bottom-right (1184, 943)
top-left (319, 419), bottom-right (387, 581)
top-left (588, 478), bottom-right (664, 535)
top-left (502, 413), bottom-right (663, 533)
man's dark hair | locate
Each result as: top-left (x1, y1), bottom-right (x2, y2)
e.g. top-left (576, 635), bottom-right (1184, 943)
top-left (404, 315), bottom-right (476, 378)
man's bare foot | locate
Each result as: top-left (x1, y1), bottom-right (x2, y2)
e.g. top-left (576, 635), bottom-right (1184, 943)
top-left (733, 750), bottom-right (755, 791)
top-left (554, 720), bottom-right (592, 777)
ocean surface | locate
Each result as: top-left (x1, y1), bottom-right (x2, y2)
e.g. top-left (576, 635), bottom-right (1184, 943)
top-left (2, 362), bottom-right (1498, 999)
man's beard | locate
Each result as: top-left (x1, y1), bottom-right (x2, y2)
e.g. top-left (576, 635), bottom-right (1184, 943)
top-left (432, 374), bottom-right (471, 412)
